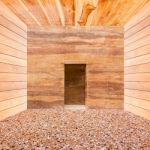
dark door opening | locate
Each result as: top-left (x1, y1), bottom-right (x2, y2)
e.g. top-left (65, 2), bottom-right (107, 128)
top-left (65, 64), bottom-right (86, 105)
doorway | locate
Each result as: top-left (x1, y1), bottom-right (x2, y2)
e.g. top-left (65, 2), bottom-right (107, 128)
top-left (65, 64), bottom-right (86, 105)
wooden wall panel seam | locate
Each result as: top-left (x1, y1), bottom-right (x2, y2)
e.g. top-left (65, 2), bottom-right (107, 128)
top-left (0, 43), bottom-right (27, 53)
top-left (0, 52), bottom-right (27, 61)
top-left (0, 62), bottom-right (27, 68)
top-left (0, 102), bottom-right (27, 113)
top-left (0, 14), bottom-right (27, 33)
top-left (0, 24), bottom-right (27, 40)
top-left (125, 15), bottom-right (150, 36)
top-left (125, 53), bottom-right (150, 60)
top-left (0, 33), bottom-right (27, 46)
top-left (124, 44), bottom-right (150, 53)
top-left (125, 102), bottom-right (150, 112)
top-left (125, 95), bottom-right (150, 102)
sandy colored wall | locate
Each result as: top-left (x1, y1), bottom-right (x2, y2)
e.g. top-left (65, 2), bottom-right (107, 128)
top-left (28, 26), bottom-right (124, 108)
top-left (124, 2), bottom-right (150, 120)
top-left (0, 2), bottom-right (27, 120)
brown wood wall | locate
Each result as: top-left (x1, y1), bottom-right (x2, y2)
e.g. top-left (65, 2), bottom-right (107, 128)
top-left (0, 2), bottom-right (27, 120)
top-left (28, 26), bottom-right (123, 108)
top-left (124, 2), bottom-right (150, 120)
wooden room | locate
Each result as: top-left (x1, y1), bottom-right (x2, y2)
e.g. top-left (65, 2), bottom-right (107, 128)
top-left (0, 0), bottom-right (150, 149)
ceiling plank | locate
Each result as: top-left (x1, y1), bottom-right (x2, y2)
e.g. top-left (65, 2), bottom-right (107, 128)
top-left (37, 0), bottom-right (51, 25)
top-left (0, 0), bottom-right (149, 27)
top-left (55, 0), bottom-right (65, 26)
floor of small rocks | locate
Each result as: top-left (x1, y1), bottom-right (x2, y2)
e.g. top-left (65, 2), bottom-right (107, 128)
top-left (0, 106), bottom-right (150, 150)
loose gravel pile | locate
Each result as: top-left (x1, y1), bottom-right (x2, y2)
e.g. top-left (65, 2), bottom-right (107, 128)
top-left (0, 106), bottom-right (150, 150)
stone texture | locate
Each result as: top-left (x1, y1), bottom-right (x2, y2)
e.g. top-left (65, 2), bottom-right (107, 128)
top-left (0, 106), bottom-right (150, 150)
top-left (28, 26), bottom-right (124, 108)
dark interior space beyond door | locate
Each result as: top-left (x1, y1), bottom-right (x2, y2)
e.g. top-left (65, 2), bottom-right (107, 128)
top-left (65, 64), bottom-right (86, 105)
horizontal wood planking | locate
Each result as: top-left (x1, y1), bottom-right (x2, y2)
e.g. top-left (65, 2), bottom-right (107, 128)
top-left (28, 26), bottom-right (124, 108)
top-left (125, 45), bottom-right (150, 60)
top-left (0, 44), bottom-right (27, 60)
top-left (0, 16), bottom-right (26, 39)
top-left (125, 63), bottom-right (150, 74)
top-left (125, 73), bottom-right (150, 81)
top-left (0, 89), bottom-right (27, 102)
top-left (125, 15), bottom-right (150, 38)
top-left (0, 63), bottom-right (26, 74)
top-left (0, 96), bottom-right (27, 111)
top-left (0, 54), bottom-right (27, 66)
top-left (125, 82), bottom-right (150, 91)
top-left (125, 53), bottom-right (150, 67)
top-left (0, 3), bottom-right (27, 121)
top-left (124, 103), bottom-right (150, 120)
top-left (125, 96), bottom-right (150, 110)
top-left (124, 2), bottom-right (150, 120)
top-left (125, 25), bottom-right (150, 46)
top-left (0, 103), bottom-right (27, 121)
top-left (125, 89), bottom-right (150, 101)
top-left (0, 73), bottom-right (27, 82)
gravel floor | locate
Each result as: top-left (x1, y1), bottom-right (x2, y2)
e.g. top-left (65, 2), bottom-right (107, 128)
top-left (0, 106), bottom-right (150, 150)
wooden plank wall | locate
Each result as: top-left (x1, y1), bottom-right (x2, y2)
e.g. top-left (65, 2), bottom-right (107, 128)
top-left (28, 26), bottom-right (124, 108)
top-left (124, 2), bottom-right (150, 120)
top-left (0, 2), bottom-right (27, 121)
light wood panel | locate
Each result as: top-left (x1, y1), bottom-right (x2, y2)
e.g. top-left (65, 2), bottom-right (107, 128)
top-left (28, 26), bottom-right (123, 108)
top-left (0, 0), bottom-right (149, 26)
top-left (0, 1), bottom-right (27, 121)
top-left (124, 2), bottom-right (150, 120)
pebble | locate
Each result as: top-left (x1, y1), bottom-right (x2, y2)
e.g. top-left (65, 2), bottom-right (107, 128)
top-left (0, 105), bottom-right (150, 149)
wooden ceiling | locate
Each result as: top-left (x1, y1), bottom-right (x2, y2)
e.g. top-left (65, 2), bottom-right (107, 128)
top-left (1, 0), bottom-right (149, 27)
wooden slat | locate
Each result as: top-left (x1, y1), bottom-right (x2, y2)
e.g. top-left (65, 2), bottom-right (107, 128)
top-left (125, 73), bottom-right (150, 82)
top-left (125, 96), bottom-right (150, 110)
top-left (0, 82), bottom-right (27, 92)
top-left (125, 54), bottom-right (150, 67)
top-left (0, 63), bottom-right (26, 73)
top-left (125, 16), bottom-right (150, 38)
top-left (0, 44), bottom-right (27, 60)
top-left (0, 73), bottom-right (27, 82)
top-left (125, 82), bottom-right (150, 91)
top-left (0, 96), bottom-right (27, 111)
top-left (125, 89), bottom-right (150, 101)
top-left (124, 103), bottom-right (150, 120)
top-left (125, 1), bottom-right (150, 30)
top-left (0, 103), bottom-right (27, 121)
top-left (0, 1), bottom-right (27, 31)
top-left (0, 89), bottom-right (27, 102)
top-left (0, 25), bottom-right (27, 45)
top-left (124, 35), bottom-right (150, 52)
top-left (125, 45), bottom-right (150, 59)
top-left (0, 16), bottom-right (27, 39)
top-left (0, 34), bottom-right (26, 52)
top-left (125, 25), bottom-right (150, 46)
top-left (0, 54), bottom-right (27, 66)
top-left (125, 63), bottom-right (150, 74)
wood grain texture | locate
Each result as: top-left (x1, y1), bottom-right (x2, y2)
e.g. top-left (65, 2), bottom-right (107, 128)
top-left (28, 26), bottom-right (123, 108)
top-left (0, 1), bottom-right (27, 121)
top-left (0, 0), bottom-right (149, 26)
top-left (124, 2), bottom-right (150, 120)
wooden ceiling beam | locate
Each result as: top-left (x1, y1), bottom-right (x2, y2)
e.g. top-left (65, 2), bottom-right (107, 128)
top-left (37, 0), bottom-right (51, 25)
top-left (18, 0), bottom-right (41, 26)
top-left (55, 0), bottom-right (65, 26)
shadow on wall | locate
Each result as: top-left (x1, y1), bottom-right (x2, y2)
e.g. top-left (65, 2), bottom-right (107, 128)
top-left (28, 101), bottom-right (63, 109)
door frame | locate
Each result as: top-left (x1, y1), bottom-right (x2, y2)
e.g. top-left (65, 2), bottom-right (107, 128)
top-left (64, 63), bottom-right (87, 105)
